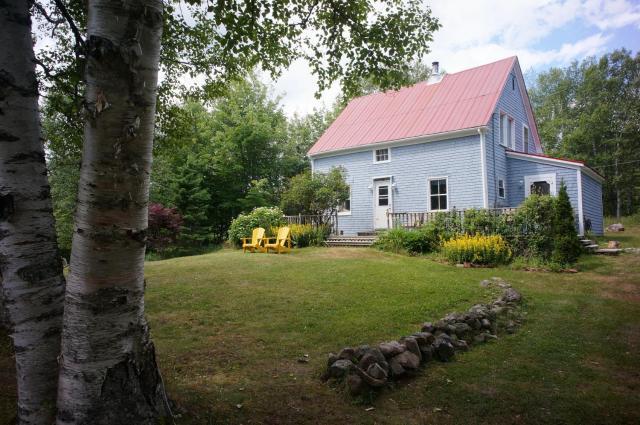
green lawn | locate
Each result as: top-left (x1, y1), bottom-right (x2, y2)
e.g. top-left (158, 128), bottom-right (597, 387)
top-left (1, 233), bottom-right (639, 424)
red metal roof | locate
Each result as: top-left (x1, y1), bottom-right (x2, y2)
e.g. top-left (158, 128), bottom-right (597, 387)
top-left (309, 56), bottom-right (526, 156)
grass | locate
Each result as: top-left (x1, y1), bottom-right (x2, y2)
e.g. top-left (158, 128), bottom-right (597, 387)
top-left (593, 215), bottom-right (640, 248)
top-left (1, 228), bottom-right (639, 424)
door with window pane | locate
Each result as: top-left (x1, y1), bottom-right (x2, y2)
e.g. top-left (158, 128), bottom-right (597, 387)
top-left (374, 179), bottom-right (391, 229)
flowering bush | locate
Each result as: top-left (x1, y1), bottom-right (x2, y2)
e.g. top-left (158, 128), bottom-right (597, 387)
top-left (441, 234), bottom-right (512, 266)
top-left (288, 224), bottom-right (331, 247)
top-left (228, 207), bottom-right (286, 247)
top-left (374, 225), bottom-right (440, 254)
top-left (147, 203), bottom-right (183, 251)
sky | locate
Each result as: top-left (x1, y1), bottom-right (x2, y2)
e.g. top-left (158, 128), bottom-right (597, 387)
top-left (267, 0), bottom-right (640, 117)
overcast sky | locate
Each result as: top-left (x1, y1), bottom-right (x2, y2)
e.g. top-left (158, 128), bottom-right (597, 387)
top-left (267, 0), bottom-right (640, 117)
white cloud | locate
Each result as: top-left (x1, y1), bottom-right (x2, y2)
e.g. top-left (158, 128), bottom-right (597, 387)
top-left (266, 0), bottom-right (639, 116)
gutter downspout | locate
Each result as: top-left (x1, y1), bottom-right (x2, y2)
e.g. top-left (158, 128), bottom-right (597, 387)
top-left (478, 128), bottom-right (489, 209)
top-left (576, 169), bottom-right (585, 236)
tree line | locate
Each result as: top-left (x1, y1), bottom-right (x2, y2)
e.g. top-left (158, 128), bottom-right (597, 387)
top-left (529, 49), bottom-right (640, 218)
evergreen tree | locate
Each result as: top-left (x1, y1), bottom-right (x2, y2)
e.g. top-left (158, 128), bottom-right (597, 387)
top-left (552, 181), bottom-right (583, 264)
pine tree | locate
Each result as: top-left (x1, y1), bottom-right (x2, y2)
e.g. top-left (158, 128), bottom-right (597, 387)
top-left (552, 181), bottom-right (583, 264)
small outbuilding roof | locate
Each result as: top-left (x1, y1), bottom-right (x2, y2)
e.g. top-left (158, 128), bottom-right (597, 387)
top-left (309, 56), bottom-right (541, 156)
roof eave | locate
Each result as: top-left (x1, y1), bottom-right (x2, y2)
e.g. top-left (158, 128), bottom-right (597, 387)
top-left (308, 126), bottom-right (486, 159)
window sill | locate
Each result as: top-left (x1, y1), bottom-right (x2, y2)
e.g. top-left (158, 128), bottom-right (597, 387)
top-left (373, 160), bottom-right (390, 164)
top-left (338, 211), bottom-right (352, 216)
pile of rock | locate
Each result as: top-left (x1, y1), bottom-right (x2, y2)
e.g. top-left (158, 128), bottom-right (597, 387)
top-left (323, 279), bottom-right (523, 396)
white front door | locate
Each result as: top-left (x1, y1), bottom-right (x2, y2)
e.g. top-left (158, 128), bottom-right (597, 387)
top-left (374, 179), bottom-right (391, 229)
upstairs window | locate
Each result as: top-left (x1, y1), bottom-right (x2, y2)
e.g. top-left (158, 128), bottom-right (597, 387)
top-left (498, 179), bottom-right (506, 198)
top-left (429, 178), bottom-right (448, 211)
top-left (523, 125), bottom-right (529, 153)
top-left (374, 148), bottom-right (390, 163)
top-left (500, 113), bottom-right (515, 148)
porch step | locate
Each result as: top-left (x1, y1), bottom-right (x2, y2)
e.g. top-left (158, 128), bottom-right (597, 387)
top-left (326, 236), bottom-right (377, 247)
top-left (594, 248), bottom-right (622, 255)
top-left (584, 244), bottom-right (599, 250)
top-left (580, 239), bottom-right (595, 246)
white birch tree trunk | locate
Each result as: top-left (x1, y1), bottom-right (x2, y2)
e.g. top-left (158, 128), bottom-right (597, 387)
top-left (55, 0), bottom-right (170, 423)
top-left (0, 0), bottom-right (66, 423)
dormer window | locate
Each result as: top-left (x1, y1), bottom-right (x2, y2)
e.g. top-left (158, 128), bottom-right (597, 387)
top-left (523, 125), bottom-right (529, 153)
top-left (373, 148), bottom-right (390, 163)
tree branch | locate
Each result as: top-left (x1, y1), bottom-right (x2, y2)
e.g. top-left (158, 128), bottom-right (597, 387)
top-left (52, 0), bottom-right (85, 49)
top-left (32, 1), bottom-right (64, 25)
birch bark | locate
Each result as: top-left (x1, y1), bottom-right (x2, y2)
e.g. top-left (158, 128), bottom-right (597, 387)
top-left (0, 0), bottom-right (66, 423)
top-left (56, 0), bottom-right (169, 423)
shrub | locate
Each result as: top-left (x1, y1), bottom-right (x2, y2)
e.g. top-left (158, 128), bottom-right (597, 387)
top-left (289, 224), bottom-right (331, 247)
top-left (441, 234), bottom-right (512, 266)
top-left (147, 203), bottom-right (183, 251)
top-left (228, 207), bottom-right (285, 247)
top-left (375, 225), bottom-right (440, 254)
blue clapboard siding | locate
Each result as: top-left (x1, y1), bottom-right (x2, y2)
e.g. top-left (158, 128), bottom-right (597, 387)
top-left (506, 156), bottom-right (579, 214)
top-left (582, 172), bottom-right (604, 235)
top-left (485, 66), bottom-right (539, 208)
top-left (313, 135), bottom-right (484, 235)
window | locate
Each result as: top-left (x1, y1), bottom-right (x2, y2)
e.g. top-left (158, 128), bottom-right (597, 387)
top-left (524, 174), bottom-right (556, 197)
top-left (499, 113), bottom-right (507, 146)
top-left (512, 75), bottom-right (515, 90)
top-left (498, 179), bottom-right (506, 198)
top-left (523, 125), bottom-right (529, 153)
top-left (530, 181), bottom-right (550, 195)
top-left (338, 187), bottom-right (351, 215)
top-left (500, 113), bottom-right (515, 148)
top-left (374, 148), bottom-right (390, 163)
top-left (377, 185), bottom-right (389, 206)
top-left (429, 178), bottom-right (448, 211)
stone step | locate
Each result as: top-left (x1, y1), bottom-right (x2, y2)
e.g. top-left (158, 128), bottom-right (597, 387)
top-left (594, 248), bottom-right (622, 255)
top-left (584, 244), bottom-right (599, 250)
top-left (580, 239), bottom-right (595, 245)
top-left (326, 236), bottom-right (377, 247)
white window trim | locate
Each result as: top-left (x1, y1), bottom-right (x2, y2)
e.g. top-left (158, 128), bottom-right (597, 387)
top-left (499, 111), bottom-right (508, 147)
top-left (522, 124), bottom-right (529, 154)
top-left (509, 117), bottom-right (516, 150)
top-left (498, 178), bottom-right (506, 199)
top-left (338, 186), bottom-right (352, 216)
top-left (372, 147), bottom-right (391, 164)
top-left (427, 176), bottom-right (449, 212)
top-left (524, 173), bottom-right (557, 197)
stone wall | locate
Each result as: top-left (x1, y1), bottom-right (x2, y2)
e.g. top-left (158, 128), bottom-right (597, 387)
top-left (323, 278), bottom-right (524, 396)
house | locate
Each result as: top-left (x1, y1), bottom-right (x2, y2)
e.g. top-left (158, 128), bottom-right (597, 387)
top-left (308, 56), bottom-right (604, 236)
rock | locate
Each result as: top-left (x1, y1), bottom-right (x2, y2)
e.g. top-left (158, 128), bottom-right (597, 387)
top-left (452, 339), bottom-right (469, 351)
top-left (433, 337), bottom-right (455, 362)
top-left (338, 347), bottom-right (356, 360)
top-left (607, 223), bottom-right (625, 232)
top-left (391, 351), bottom-right (420, 371)
top-left (366, 363), bottom-right (388, 381)
top-left (485, 334), bottom-right (498, 341)
top-left (414, 332), bottom-right (435, 344)
top-left (401, 337), bottom-right (422, 361)
top-left (358, 353), bottom-right (378, 371)
top-left (361, 347), bottom-right (386, 364)
top-left (453, 322), bottom-right (472, 337)
top-left (420, 344), bottom-right (434, 362)
top-left (501, 288), bottom-right (522, 304)
top-left (354, 344), bottom-right (370, 360)
top-left (607, 240), bottom-right (621, 249)
top-left (473, 333), bottom-right (486, 344)
top-left (379, 341), bottom-right (405, 358)
top-left (481, 318), bottom-right (491, 329)
top-left (346, 373), bottom-right (364, 395)
top-left (389, 358), bottom-right (406, 377)
top-left (421, 322), bottom-right (435, 333)
top-left (327, 353), bottom-right (339, 368)
top-left (480, 279), bottom-right (491, 287)
top-left (329, 359), bottom-right (353, 378)
top-left (506, 320), bottom-right (517, 334)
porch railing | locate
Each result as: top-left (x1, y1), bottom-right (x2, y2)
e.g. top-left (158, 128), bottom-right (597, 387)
top-left (282, 213), bottom-right (339, 235)
top-left (387, 208), bottom-right (518, 230)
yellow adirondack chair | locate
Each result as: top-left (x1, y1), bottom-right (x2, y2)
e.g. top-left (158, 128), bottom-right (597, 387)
top-left (242, 227), bottom-right (266, 253)
top-left (264, 226), bottom-right (292, 254)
